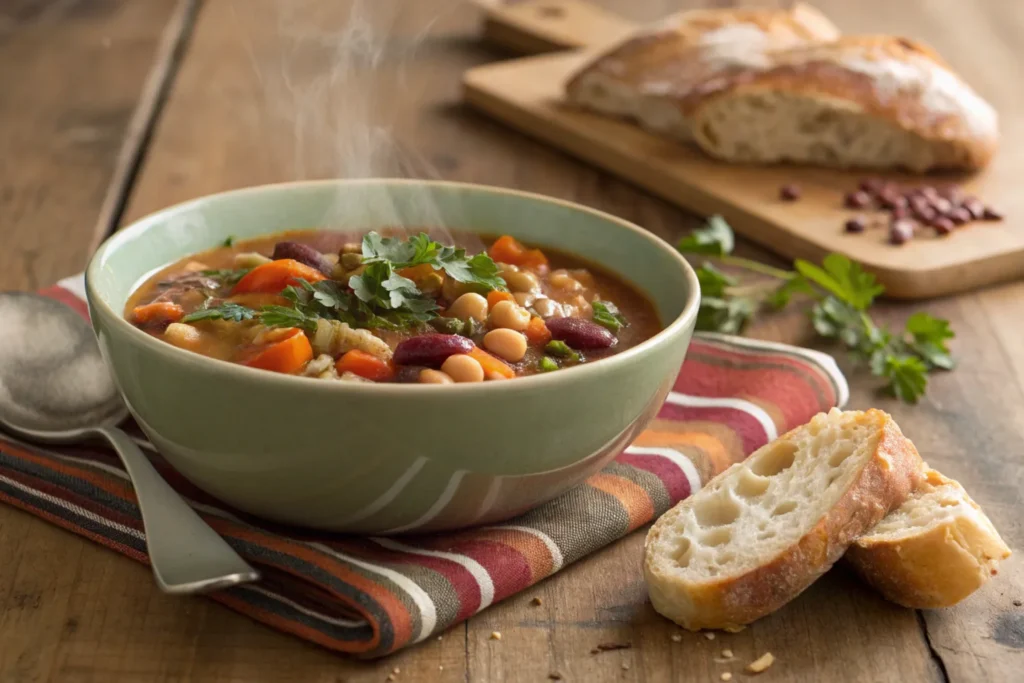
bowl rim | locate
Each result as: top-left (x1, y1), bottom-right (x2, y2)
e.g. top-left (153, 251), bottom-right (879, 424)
top-left (86, 178), bottom-right (701, 395)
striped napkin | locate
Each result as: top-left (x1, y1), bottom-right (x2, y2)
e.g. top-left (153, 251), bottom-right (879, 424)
top-left (0, 276), bottom-right (848, 658)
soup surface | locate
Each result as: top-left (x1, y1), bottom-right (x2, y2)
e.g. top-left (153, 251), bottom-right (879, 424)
top-left (125, 230), bottom-right (661, 384)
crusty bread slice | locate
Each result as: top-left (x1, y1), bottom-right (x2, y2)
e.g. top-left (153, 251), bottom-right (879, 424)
top-left (644, 408), bottom-right (923, 631)
top-left (845, 469), bottom-right (1011, 608)
top-left (565, 4), bottom-right (840, 143)
top-left (690, 36), bottom-right (998, 171)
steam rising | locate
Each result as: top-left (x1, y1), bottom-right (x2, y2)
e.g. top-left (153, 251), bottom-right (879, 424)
top-left (229, 0), bottom-right (462, 237)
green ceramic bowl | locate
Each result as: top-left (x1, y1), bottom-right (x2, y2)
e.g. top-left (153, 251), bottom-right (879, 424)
top-left (86, 180), bottom-right (700, 533)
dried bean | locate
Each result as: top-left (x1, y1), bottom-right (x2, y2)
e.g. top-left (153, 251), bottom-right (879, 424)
top-left (272, 241), bottom-right (333, 275)
top-left (545, 317), bottom-right (616, 349)
top-left (394, 334), bottom-right (475, 367)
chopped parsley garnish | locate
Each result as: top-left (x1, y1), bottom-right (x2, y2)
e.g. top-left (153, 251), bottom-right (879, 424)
top-left (181, 302), bottom-right (256, 324)
top-left (223, 235), bottom-right (235, 247)
top-left (361, 232), bottom-right (506, 291)
top-left (538, 356), bottom-right (559, 372)
top-left (200, 268), bottom-right (250, 287)
top-left (544, 340), bottom-right (579, 360)
top-left (592, 300), bottom-right (628, 333)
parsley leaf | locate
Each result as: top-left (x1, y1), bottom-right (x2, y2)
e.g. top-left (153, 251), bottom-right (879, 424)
top-left (259, 305), bottom-right (319, 333)
top-left (181, 302), bottom-right (256, 324)
top-left (884, 355), bottom-right (929, 403)
top-left (200, 269), bottom-right (250, 287)
top-left (539, 356), bottom-right (559, 372)
top-left (675, 214), bottom-right (956, 404)
top-left (360, 231), bottom-right (506, 292)
top-left (795, 254), bottom-right (884, 311)
top-left (223, 236), bottom-right (235, 247)
top-left (677, 215), bottom-right (735, 256)
top-left (592, 300), bottom-right (628, 333)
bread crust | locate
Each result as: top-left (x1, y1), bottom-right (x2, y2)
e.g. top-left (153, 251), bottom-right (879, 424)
top-left (690, 36), bottom-right (998, 171)
top-left (644, 410), bottom-right (924, 631)
top-left (565, 5), bottom-right (840, 142)
top-left (844, 470), bottom-right (1011, 608)
top-left (567, 5), bottom-right (998, 171)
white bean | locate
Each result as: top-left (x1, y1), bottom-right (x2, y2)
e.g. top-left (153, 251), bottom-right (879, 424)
top-left (532, 297), bottom-right (562, 319)
top-left (419, 369), bottom-right (454, 385)
top-left (447, 293), bottom-right (489, 322)
top-left (483, 329), bottom-right (528, 362)
top-left (505, 270), bottom-right (540, 293)
top-left (489, 300), bottom-right (531, 331)
top-left (513, 291), bottom-right (536, 307)
top-left (164, 323), bottom-right (202, 350)
top-left (441, 354), bottom-right (484, 383)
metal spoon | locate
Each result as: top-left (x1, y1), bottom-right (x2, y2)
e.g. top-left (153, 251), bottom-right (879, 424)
top-left (0, 292), bottom-right (259, 594)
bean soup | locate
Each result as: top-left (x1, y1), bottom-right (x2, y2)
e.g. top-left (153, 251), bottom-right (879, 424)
top-left (125, 231), bottom-right (661, 383)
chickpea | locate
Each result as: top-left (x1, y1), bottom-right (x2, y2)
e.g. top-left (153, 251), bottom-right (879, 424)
top-left (573, 294), bottom-right (593, 319)
top-left (489, 300), bottom-right (531, 331)
top-left (549, 269), bottom-right (582, 292)
top-left (441, 354), bottom-right (484, 383)
top-left (419, 368), bottom-right (454, 385)
top-left (340, 242), bottom-right (361, 254)
top-left (570, 269), bottom-right (596, 290)
top-left (483, 328), bottom-right (528, 362)
top-left (505, 270), bottom-right (540, 293)
top-left (513, 291), bottom-right (536, 308)
top-left (532, 297), bottom-right (562, 319)
top-left (164, 323), bottom-right (202, 351)
top-left (498, 262), bottom-right (520, 276)
top-left (447, 292), bottom-right (489, 322)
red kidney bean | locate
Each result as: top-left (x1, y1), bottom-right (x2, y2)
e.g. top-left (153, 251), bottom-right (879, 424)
top-left (844, 191), bottom-right (872, 209)
top-left (983, 206), bottom-right (1004, 221)
top-left (889, 220), bottom-right (914, 245)
top-left (394, 334), bottom-right (474, 367)
top-left (779, 184), bottom-right (801, 201)
top-left (962, 197), bottom-right (985, 220)
top-left (844, 217), bottom-right (867, 233)
top-left (272, 241), bottom-right (333, 275)
top-left (546, 317), bottom-right (616, 349)
top-left (929, 197), bottom-right (953, 215)
top-left (949, 207), bottom-right (972, 225)
top-left (859, 178), bottom-right (885, 195)
top-left (933, 217), bottom-right (955, 235)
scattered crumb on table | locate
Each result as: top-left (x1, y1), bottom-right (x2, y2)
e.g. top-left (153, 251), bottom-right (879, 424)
top-left (747, 652), bottom-right (775, 674)
top-left (704, 632), bottom-right (716, 640)
top-left (490, 631), bottom-right (502, 641)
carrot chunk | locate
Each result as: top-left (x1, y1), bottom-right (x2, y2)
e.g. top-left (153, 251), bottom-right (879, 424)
top-left (488, 235), bottom-right (548, 271)
top-left (487, 290), bottom-right (516, 308)
top-left (335, 349), bottom-right (395, 382)
top-left (243, 328), bottom-right (313, 374)
top-left (131, 302), bottom-right (184, 325)
top-left (232, 259), bottom-right (327, 294)
top-left (468, 346), bottom-right (515, 379)
top-left (524, 316), bottom-right (552, 346)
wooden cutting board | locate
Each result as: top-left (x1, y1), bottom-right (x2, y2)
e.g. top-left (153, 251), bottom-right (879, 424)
top-left (464, 0), bottom-right (1024, 299)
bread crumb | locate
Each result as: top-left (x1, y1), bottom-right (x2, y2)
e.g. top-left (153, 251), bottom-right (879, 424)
top-left (437, 635), bottom-right (443, 641)
top-left (548, 674), bottom-right (562, 681)
top-left (621, 662), bottom-right (631, 671)
top-left (722, 649), bottom-right (733, 658)
top-left (721, 674), bottom-right (733, 682)
top-left (490, 631), bottom-right (502, 641)
top-left (704, 632), bottom-right (716, 640)
top-left (439, 665), bottom-right (444, 671)
top-left (747, 652), bottom-right (775, 674)
top-left (671, 634), bottom-right (682, 643)
top-left (392, 668), bottom-right (400, 675)
top-left (723, 625), bottom-right (746, 633)
top-left (531, 597), bottom-right (543, 606)
top-left (386, 676), bottom-right (395, 682)
top-left (1014, 599), bottom-right (1022, 607)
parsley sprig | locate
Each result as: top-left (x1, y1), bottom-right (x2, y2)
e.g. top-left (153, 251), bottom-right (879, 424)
top-left (678, 216), bottom-right (955, 403)
top-left (361, 232), bottom-right (506, 291)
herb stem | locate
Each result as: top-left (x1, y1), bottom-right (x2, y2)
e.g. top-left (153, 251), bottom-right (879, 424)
top-left (715, 255), bottom-right (797, 281)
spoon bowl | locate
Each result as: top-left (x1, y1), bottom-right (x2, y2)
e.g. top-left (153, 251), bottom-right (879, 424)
top-left (0, 292), bottom-right (259, 594)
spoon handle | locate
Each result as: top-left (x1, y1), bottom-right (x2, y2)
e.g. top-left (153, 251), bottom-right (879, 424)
top-left (97, 426), bottom-right (260, 594)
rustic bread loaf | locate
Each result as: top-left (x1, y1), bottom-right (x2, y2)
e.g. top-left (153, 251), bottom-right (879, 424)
top-left (565, 4), bottom-right (840, 143)
top-left (643, 408), bottom-right (923, 631)
top-left (691, 36), bottom-right (998, 171)
top-left (845, 468), bottom-right (1011, 608)
top-left (567, 5), bottom-right (998, 172)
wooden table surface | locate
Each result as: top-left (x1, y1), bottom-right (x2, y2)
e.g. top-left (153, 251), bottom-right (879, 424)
top-left (1, 1), bottom-right (1021, 681)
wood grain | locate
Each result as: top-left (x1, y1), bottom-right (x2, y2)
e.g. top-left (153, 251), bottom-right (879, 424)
top-left (0, 0), bottom-right (1022, 681)
top-left (463, 0), bottom-right (1024, 299)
